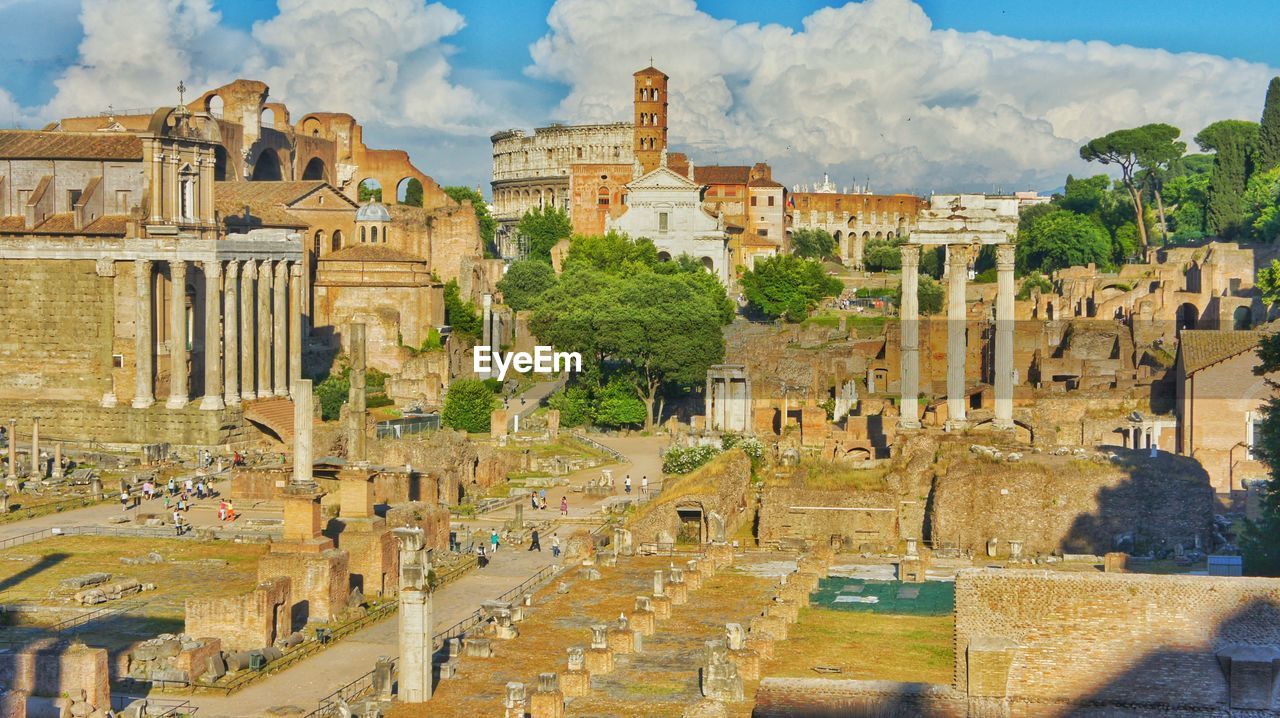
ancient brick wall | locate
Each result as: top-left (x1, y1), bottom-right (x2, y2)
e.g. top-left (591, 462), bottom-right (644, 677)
top-left (929, 453), bottom-right (1212, 556)
top-left (257, 549), bottom-right (350, 624)
top-left (0, 259), bottom-right (113, 402)
top-left (1180, 350), bottom-right (1274, 492)
top-left (185, 577), bottom-right (291, 653)
top-left (954, 569), bottom-right (1280, 710)
top-left (757, 487), bottom-right (903, 550)
top-left (0, 640), bottom-right (110, 707)
top-left (0, 399), bottom-right (250, 447)
top-left (385, 501), bottom-right (451, 553)
top-left (753, 678), bottom-right (966, 718)
top-left (628, 449), bottom-right (752, 545)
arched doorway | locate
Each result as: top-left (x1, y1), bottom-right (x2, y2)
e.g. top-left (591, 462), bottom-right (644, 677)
top-left (301, 157), bottom-right (327, 182)
top-left (657, 251), bottom-right (672, 262)
top-left (1233, 306), bottom-right (1252, 330)
top-left (251, 148), bottom-right (283, 181)
top-left (701, 256), bottom-right (715, 272)
top-left (1178, 303), bottom-right (1198, 331)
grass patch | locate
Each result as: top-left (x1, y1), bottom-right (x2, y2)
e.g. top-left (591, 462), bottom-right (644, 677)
top-left (632, 451), bottom-right (740, 525)
top-left (766, 460), bottom-right (889, 491)
top-left (766, 607), bottom-right (953, 684)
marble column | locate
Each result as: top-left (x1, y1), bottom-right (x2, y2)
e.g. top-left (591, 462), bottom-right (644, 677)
top-left (348, 323), bottom-right (368, 462)
top-left (292, 378), bottom-right (314, 487)
top-left (200, 261), bottom-right (225, 411)
top-left (240, 259), bottom-right (256, 401)
top-left (30, 418), bottom-right (39, 478)
top-left (288, 263), bottom-right (303, 394)
top-left (994, 244), bottom-right (1016, 429)
top-left (257, 260), bottom-right (273, 399)
top-left (395, 528), bottom-right (432, 703)
top-left (6, 419), bottom-right (16, 483)
top-left (166, 261), bottom-right (189, 409)
top-left (133, 259), bottom-right (155, 409)
top-left (273, 260), bottom-right (289, 397)
top-left (223, 261), bottom-right (241, 407)
top-left (898, 244), bottom-right (921, 429)
top-left (52, 442), bottom-right (63, 480)
top-left (946, 245), bottom-right (969, 425)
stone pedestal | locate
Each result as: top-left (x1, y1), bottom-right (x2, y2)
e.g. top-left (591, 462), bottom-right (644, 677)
top-left (504, 682), bottom-right (526, 718)
top-left (728, 649), bottom-right (760, 681)
top-left (749, 614), bottom-right (788, 641)
top-left (632, 597), bottom-right (656, 636)
top-left (398, 575), bottom-right (432, 700)
top-left (464, 638), bottom-right (493, 658)
top-left (700, 640), bottom-right (744, 702)
top-left (898, 557), bottom-right (928, 583)
top-left (746, 634), bottom-right (774, 661)
top-left (583, 647), bottom-right (613, 674)
top-left (684, 566), bottom-right (703, 591)
top-left (651, 595), bottom-right (672, 620)
top-left (51, 443), bottom-right (63, 480)
top-left (797, 554), bottom-right (829, 578)
top-left (707, 542), bottom-right (733, 569)
top-left (768, 598), bottom-right (800, 624)
top-left (1103, 552), bottom-right (1128, 573)
top-left (777, 582), bottom-right (811, 607)
top-left (606, 625), bottom-right (635, 655)
top-left (530, 673), bottom-right (565, 718)
top-left (667, 581), bottom-right (688, 606)
top-left (791, 570), bottom-right (821, 593)
top-left (278, 489), bottom-right (334, 552)
top-left (561, 670), bottom-right (590, 698)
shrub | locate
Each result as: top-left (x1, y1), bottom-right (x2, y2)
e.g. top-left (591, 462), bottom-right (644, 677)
top-left (442, 379), bottom-right (499, 433)
top-left (661, 445), bottom-right (721, 474)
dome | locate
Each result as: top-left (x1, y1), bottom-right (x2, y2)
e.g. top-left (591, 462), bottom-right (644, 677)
top-left (355, 201), bottom-right (391, 222)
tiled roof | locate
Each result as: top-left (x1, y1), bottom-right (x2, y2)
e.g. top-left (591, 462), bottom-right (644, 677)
top-left (215, 181), bottom-right (331, 229)
top-left (634, 66), bottom-right (668, 78)
top-left (694, 165), bottom-right (752, 186)
top-left (748, 177), bottom-right (784, 188)
top-left (742, 233), bottom-right (780, 248)
top-left (324, 244), bottom-right (426, 263)
top-left (1179, 329), bottom-right (1267, 374)
top-left (0, 213), bottom-right (129, 236)
top-left (0, 131), bottom-right (143, 160)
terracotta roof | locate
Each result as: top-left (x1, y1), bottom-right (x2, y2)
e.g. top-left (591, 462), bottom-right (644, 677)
top-left (748, 177), bottom-right (784, 189)
top-left (0, 213), bottom-right (130, 236)
top-left (742, 233), bottom-right (780, 248)
top-left (634, 66), bottom-right (668, 78)
top-left (215, 181), bottom-right (338, 229)
top-left (324, 244), bottom-right (426, 263)
top-left (694, 165), bottom-right (751, 186)
top-left (1179, 329), bottom-right (1267, 374)
top-left (0, 131), bottom-right (143, 160)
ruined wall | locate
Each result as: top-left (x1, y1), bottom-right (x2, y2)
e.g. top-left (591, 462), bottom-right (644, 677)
top-left (185, 577), bottom-right (291, 653)
top-left (0, 259), bottom-right (112, 402)
top-left (954, 569), bottom-right (1280, 712)
top-left (0, 399), bottom-right (251, 447)
top-left (375, 431), bottom-right (522, 504)
top-left (757, 487), bottom-right (903, 551)
top-left (628, 449), bottom-right (753, 545)
top-left (0, 641), bottom-right (110, 707)
top-left (257, 549), bottom-right (350, 624)
top-left (928, 452), bottom-right (1213, 556)
top-left (385, 501), bottom-right (451, 554)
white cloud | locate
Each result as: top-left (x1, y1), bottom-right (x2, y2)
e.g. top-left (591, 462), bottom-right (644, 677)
top-left (28, 0), bottom-right (490, 135)
top-left (528, 0), bottom-right (1280, 192)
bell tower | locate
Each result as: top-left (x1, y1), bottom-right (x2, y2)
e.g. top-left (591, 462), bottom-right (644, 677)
top-left (633, 65), bottom-right (668, 174)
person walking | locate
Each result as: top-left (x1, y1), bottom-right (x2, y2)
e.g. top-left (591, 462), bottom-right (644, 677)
top-left (120, 488), bottom-right (131, 510)
top-left (173, 510), bottom-right (183, 536)
top-left (184, 478), bottom-right (194, 495)
top-left (624, 476), bottom-right (632, 495)
top-left (218, 500), bottom-right (228, 522)
top-left (530, 493), bottom-right (538, 510)
top-left (529, 529), bottom-right (541, 552)
top-left (490, 529), bottom-right (500, 554)
top-left (551, 533), bottom-right (561, 558)
top-left (142, 480), bottom-right (154, 501)
top-left (641, 475), bottom-right (649, 495)
top-left (560, 496), bottom-right (568, 516)
top-left (167, 478), bottom-right (177, 496)
top-left (475, 542), bottom-right (488, 568)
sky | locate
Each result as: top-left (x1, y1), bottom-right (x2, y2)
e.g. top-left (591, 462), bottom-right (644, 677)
top-left (1, 0), bottom-right (1277, 196)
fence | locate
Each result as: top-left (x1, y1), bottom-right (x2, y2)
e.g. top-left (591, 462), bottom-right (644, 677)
top-left (110, 696), bottom-right (198, 716)
top-left (569, 432), bottom-right (626, 463)
top-left (375, 415), bottom-right (439, 440)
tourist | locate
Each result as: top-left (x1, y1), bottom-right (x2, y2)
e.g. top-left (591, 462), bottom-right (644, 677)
top-left (550, 534), bottom-right (561, 558)
top-left (173, 510), bottom-right (183, 536)
top-left (624, 476), bottom-right (632, 494)
top-left (195, 480), bottom-right (205, 500)
top-left (529, 529), bottom-right (541, 552)
top-left (490, 529), bottom-right (500, 554)
top-left (560, 496), bottom-right (568, 516)
top-left (177, 496), bottom-right (186, 513)
top-left (120, 488), bottom-right (131, 510)
top-left (167, 478), bottom-right (177, 496)
top-left (218, 500), bottom-right (228, 522)
top-left (142, 480), bottom-right (154, 501)
top-left (641, 475), bottom-right (649, 495)
top-left (530, 493), bottom-right (538, 510)
top-left (475, 542), bottom-right (488, 568)
top-left (184, 478), bottom-right (194, 495)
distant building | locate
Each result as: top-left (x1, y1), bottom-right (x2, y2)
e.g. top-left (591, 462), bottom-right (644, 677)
top-left (787, 177), bottom-right (924, 268)
top-left (695, 163), bottom-right (783, 273)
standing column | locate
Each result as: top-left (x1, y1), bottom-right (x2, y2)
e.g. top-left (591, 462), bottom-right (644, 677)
top-left (273, 261), bottom-right (289, 396)
top-left (52, 442), bottom-right (63, 480)
top-left (946, 245), bottom-right (969, 426)
top-left (223, 261), bottom-right (241, 406)
top-left (240, 259), bottom-right (256, 402)
top-left (348, 323), bottom-right (368, 462)
top-left (201, 261), bottom-right (225, 411)
top-left (30, 418), bottom-right (39, 478)
top-left (994, 244), bottom-right (1016, 430)
top-left (133, 259), bottom-right (155, 409)
top-left (898, 244), bottom-right (921, 429)
top-left (288, 262), bottom-right (303, 394)
top-left (292, 379), bottom-right (315, 487)
top-left (166, 261), bottom-right (189, 409)
top-left (394, 528), bottom-right (432, 703)
top-left (257, 260), bottom-right (273, 398)
top-left (704, 375), bottom-right (714, 428)
top-left (6, 419), bottom-right (16, 484)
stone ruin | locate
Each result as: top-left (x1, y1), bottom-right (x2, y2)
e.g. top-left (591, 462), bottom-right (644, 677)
top-left (0, 640), bottom-right (110, 717)
top-left (700, 638), bottom-right (744, 703)
top-left (123, 633), bottom-right (224, 685)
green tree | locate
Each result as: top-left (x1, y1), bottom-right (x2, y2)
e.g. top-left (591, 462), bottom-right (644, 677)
top-left (402, 179), bottom-right (423, 207)
top-left (1059, 174), bottom-right (1111, 215)
top-left (563, 231), bottom-right (660, 274)
top-left (496, 259), bottom-right (557, 311)
top-left (1196, 119), bottom-right (1261, 238)
top-left (441, 378), bottom-right (499, 434)
top-left (591, 377), bottom-right (648, 428)
top-left (443, 186), bottom-right (497, 255)
top-left (358, 182), bottom-right (382, 203)
top-left (1240, 331), bottom-right (1280, 574)
top-left (739, 255), bottom-right (844, 322)
top-left (1257, 259), bottom-right (1280, 309)
top-left (790, 228), bottom-right (837, 260)
top-left (314, 367), bottom-right (350, 421)
top-left (444, 279), bottom-right (481, 339)
top-left (1112, 223), bottom-right (1140, 264)
top-left (1080, 124), bottom-right (1183, 253)
top-left (919, 246), bottom-right (944, 280)
top-left (892, 275), bottom-right (943, 315)
top-left (547, 386), bottom-right (592, 428)
top-left (518, 206), bottom-right (572, 261)
top-left (1016, 209), bottom-right (1112, 274)
top-left (1258, 77), bottom-right (1280, 172)
top-left (863, 236), bottom-right (903, 272)
top-left (1242, 166), bottom-right (1280, 242)
top-left (1164, 171), bottom-right (1211, 242)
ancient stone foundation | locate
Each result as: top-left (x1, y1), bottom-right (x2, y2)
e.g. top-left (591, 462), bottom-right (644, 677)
top-left (185, 577), bottom-right (291, 653)
top-left (0, 640), bottom-right (110, 710)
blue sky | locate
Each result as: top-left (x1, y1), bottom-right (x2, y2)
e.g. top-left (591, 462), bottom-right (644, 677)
top-left (2, 0), bottom-right (1277, 193)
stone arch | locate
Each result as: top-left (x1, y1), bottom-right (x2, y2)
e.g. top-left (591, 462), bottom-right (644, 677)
top-left (886, 231), bottom-right (895, 241)
top-left (1233, 305), bottom-right (1252, 330)
top-left (301, 156), bottom-right (327, 182)
top-left (213, 145), bottom-right (229, 181)
top-left (875, 231), bottom-right (883, 240)
top-left (358, 178), bottom-right (383, 203)
top-left (205, 94), bottom-right (224, 117)
top-left (301, 117), bottom-right (323, 137)
top-left (260, 107), bottom-right (276, 128)
top-left (862, 231), bottom-right (871, 242)
top-left (251, 148), bottom-right (283, 181)
top-left (701, 257), bottom-right (716, 271)
top-left (1178, 302), bottom-right (1199, 331)
top-left (833, 229), bottom-right (843, 247)
top-left (597, 186), bottom-right (610, 206)
top-left (657, 251), bottom-right (672, 262)
top-left (844, 446), bottom-right (872, 462)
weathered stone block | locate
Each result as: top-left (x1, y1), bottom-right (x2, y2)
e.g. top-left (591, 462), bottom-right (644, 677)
top-left (583, 647), bottom-right (613, 674)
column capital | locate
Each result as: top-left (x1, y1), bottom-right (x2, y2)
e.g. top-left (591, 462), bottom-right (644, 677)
top-left (900, 242), bottom-right (921, 267)
top-left (996, 243), bottom-right (1016, 270)
top-left (135, 258), bottom-right (154, 273)
top-left (225, 259), bottom-right (239, 278)
top-left (947, 243), bottom-right (972, 267)
top-left (289, 261), bottom-right (302, 278)
top-left (202, 259), bottom-right (223, 277)
top-left (258, 259), bottom-right (273, 278)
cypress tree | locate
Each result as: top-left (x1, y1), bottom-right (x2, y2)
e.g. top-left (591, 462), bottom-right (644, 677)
top-left (1259, 77), bottom-right (1280, 172)
top-left (1196, 120), bottom-right (1260, 238)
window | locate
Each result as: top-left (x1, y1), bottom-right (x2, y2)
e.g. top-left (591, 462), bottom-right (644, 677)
top-left (757, 229), bottom-right (767, 237)
top-left (598, 187), bottom-right (610, 206)
top-left (751, 196), bottom-right (757, 207)
top-left (371, 226), bottom-right (379, 243)
top-left (332, 230), bottom-right (343, 251)
top-left (658, 212), bottom-right (669, 231)
top-left (577, 147), bottom-right (583, 160)
top-left (361, 226), bottom-right (367, 243)
top-left (1248, 411), bottom-right (1264, 460)
top-left (768, 195), bottom-right (775, 207)
top-left (67, 189), bottom-right (82, 210)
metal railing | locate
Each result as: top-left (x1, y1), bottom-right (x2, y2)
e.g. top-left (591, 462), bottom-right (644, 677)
top-left (0, 527), bottom-right (56, 551)
top-left (569, 432), bottom-right (626, 463)
top-left (375, 415), bottom-right (439, 440)
top-left (110, 696), bottom-right (198, 716)
top-left (49, 599), bottom-right (149, 634)
top-left (0, 494), bottom-right (108, 524)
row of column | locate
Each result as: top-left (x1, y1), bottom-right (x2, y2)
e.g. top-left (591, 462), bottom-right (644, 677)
top-left (898, 243), bottom-right (1015, 430)
top-left (132, 258), bottom-right (302, 411)
top-left (5, 418), bottom-right (63, 483)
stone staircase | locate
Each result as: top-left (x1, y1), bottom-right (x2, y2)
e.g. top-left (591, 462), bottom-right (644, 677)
top-left (242, 396), bottom-right (295, 444)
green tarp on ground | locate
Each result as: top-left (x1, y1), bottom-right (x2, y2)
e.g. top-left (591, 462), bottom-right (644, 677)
top-left (810, 577), bottom-right (954, 616)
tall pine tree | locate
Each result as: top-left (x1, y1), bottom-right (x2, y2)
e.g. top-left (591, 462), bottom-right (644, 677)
top-left (1259, 76), bottom-right (1280, 172)
top-left (1196, 120), bottom-right (1260, 238)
